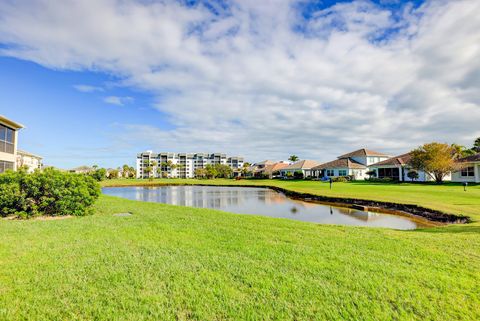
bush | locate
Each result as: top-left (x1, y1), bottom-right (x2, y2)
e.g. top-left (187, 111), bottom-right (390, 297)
top-left (365, 177), bottom-right (394, 183)
top-left (0, 168), bottom-right (101, 218)
top-left (293, 171), bottom-right (304, 179)
top-left (331, 176), bottom-right (348, 182)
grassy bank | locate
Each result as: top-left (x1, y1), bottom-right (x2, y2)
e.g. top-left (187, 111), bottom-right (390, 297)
top-left (0, 195), bottom-right (479, 320)
top-left (102, 178), bottom-right (480, 222)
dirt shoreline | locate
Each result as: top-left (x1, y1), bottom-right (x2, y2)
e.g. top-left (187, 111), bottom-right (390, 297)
top-left (102, 183), bottom-right (471, 224)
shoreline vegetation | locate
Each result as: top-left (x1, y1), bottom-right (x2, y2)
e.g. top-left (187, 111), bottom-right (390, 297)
top-left (101, 178), bottom-right (480, 224)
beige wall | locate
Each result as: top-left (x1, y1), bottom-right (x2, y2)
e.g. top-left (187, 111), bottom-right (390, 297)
top-left (0, 130), bottom-right (18, 170)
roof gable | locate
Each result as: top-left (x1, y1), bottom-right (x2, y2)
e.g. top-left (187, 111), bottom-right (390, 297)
top-left (338, 148), bottom-right (389, 159)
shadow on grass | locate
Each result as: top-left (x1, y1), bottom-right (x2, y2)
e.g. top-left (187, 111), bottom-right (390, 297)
top-left (414, 225), bottom-right (480, 234)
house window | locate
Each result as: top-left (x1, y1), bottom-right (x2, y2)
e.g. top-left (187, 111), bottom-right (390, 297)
top-left (0, 161), bottom-right (14, 173)
top-left (0, 124), bottom-right (15, 154)
top-left (461, 167), bottom-right (475, 177)
top-left (326, 169), bottom-right (334, 176)
top-left (338, 170), bottom-right (347, 176)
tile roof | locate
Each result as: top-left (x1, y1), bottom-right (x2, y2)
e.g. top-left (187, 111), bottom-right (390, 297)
top-left (457, 153), bottom-right (480, 163)
top-left (264, 162), bottom-right (289, 173)
top-left (282, 160), bottom-right (320, 170)
top-left (337, 148), bottom-right (389, 158)
top-left (370, 153), bottom-right (412, 167)
top-left (312, 158), bottom-right (366, 170)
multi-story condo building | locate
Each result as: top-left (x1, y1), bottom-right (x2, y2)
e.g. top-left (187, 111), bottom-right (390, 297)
top-left (136, 151), bottom-right (244, 178)
top-left (0, 115), bottom-right (23, 173)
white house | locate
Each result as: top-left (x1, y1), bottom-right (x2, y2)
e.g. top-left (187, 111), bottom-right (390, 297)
top-left (452, 153), bottom-right (480, 183)
top-left (311, 149), bottom-right (390, 180)
top-left (16, 150), bottom-right (43, 173)
top-left (280, 160), bottom-right (320, 178)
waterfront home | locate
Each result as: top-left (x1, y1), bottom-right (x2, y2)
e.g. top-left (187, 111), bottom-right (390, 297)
top-left (311, 149), bottom-right (390, 180)
top-left (0, 115), bottom-right (23, 173)
top-left (16, 150), bottom-right (43, 173)
top-left (249, 160), bottom-right (289, 178)
top-left (452, 153), bottom-right (480, 183)
top-left (368, 153), bottom-right (427, 181)
top-left (279, 160), bottom-right (320, 178)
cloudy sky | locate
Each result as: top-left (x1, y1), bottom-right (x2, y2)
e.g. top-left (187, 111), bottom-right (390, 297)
top-left (0, 0), bottom-right (479, 168)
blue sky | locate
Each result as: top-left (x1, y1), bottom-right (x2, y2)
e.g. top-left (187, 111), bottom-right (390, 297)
top-left (0, 0), bottom-right (479, 168)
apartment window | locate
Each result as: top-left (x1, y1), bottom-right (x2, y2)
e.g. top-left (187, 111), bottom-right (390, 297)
top-left (0, 124), bottom-right (15, 154)
top-left (338, 169), bottom-right (348, 176)
top-left (326, 169), bottom-right (334, 176)
top-left (0, 161), bottom-right (14, 173)
top-left (461, 167), bottom-right (475, 177)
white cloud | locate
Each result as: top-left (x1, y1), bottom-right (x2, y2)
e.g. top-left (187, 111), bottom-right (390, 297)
top-left (0, 0), bottom-right (479, 162)
top-left (103, 96), bottom-right (133, 106)
top-left (73, 84), bottom-right (104, 92)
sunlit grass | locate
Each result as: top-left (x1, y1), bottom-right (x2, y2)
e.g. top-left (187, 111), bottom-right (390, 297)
top-left (0, 195), bottom-right (479, 320)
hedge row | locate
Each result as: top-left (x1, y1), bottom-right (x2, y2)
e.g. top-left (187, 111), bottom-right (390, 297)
top-left (0, 168), bottom-right (100, 218)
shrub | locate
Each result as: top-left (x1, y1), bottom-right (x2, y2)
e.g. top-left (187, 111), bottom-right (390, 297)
top-left (332, 176), bottom-right (348, 182)
top-left (0, 168), bottom-right (101, 218)
top-left (293, 171), bottom-right (304, 179)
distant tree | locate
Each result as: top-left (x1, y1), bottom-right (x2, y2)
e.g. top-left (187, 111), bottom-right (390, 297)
top-left (122, 164), bottom-right (130, 178)
top-left (194, 168), bottom-right (207, 179)
top-left (214, 164), bottom-right (233, 178)
top-left (288, 155), bottom-right (299, 162)
top-left (205, 164), bottom-right (218, 179)
top-left (241, 163), bottom-right (251, 178)
top-left (451, 144), bottom-right (476, 158)
top-left (128, 166), bottom-right (136, 178)
top-left (408, 143), bottom-right (459, 183)
top-left (108, 169), bottom-right (119, 179)
top-left (407, 170), bottom-right (419, 182)
top-left (144, 166), bottom-right (153, 180)
top-left (90, 168), bottom-right (107, 181)
top-left (473, 137), bottom-right (480, 152)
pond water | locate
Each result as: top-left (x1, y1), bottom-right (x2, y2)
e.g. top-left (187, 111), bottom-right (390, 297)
top-left (102, 186), bottom-right (432, 230)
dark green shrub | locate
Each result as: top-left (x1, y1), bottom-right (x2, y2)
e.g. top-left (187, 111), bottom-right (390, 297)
top-left (0, 168), bottom-right (100, 218)
top-left (293, 171), bottom-right (304, 179)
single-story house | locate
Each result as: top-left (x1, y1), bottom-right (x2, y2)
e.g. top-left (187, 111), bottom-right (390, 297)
top-left (369, 153), bottom-right (428, 181)
top-left (452, 153), bottom-right (480, 183)
top-left (311, 158), bottom-right (366, 179)
top-left (280, 160), bottom-right (320, 178)
top-left (263, 162), bottom-right (289, 178)
top-left (311, 148), bottom-right (390, 180)
top-left (249, 160), bottom-right (275, 177)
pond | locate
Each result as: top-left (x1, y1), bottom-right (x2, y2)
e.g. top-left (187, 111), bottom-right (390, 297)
top-left (102, 185), bottom-right (433, 230)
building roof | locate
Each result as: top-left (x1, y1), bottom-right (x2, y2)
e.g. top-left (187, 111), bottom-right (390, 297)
top-left (312, 158), bottom-right (366, 170)
top-left (337, 148), bottom-right (389, 159)
top-left (0, 115), bottom-right (24, 129)
top-left (282, 160), bottom-right (320, 170)
top-left (457, 153), bottom-right (480, 163)
top-left (17, 150), bottom-right (43, 159)
top-left (264, 162), bottom-right (289, 173)
top-left (370, 153), bottom-right (412, 167)
top-left (254, 160), bottom-right (275, 166)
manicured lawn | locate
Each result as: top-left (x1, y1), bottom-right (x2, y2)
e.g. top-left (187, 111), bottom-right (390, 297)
top-left (0, 195), bottom-right (479, 320)
top-left (102, 178), bottom-right (480, 222)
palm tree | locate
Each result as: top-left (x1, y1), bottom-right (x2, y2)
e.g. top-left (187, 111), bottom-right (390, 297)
top-left (288, 155), bottom-right (299, 162)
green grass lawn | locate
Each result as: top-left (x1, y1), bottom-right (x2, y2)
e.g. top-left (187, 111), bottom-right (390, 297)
top-left (1, 179), bottom-right (479, 320)
top-left (102, 178), bottom-right (480, 222)
top-left (0, 195), bottom-right (479, 320)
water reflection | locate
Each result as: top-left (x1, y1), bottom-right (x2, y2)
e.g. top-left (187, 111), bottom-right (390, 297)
top-left (102, 186), bottom-right (431, 230)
